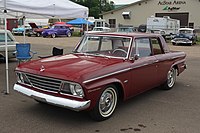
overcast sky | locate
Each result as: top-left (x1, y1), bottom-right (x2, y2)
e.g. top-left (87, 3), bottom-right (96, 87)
top-left (112, 0), bottom-right (138, 4)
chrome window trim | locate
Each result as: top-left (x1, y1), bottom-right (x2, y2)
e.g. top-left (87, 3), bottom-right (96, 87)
top-left (74, 34), bottom-right (133, 60)
top-left (83, 68), bottom-right (131, 84)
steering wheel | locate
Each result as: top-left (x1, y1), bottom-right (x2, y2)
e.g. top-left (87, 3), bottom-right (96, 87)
top-left (112, 49), bottom-right (127, 57)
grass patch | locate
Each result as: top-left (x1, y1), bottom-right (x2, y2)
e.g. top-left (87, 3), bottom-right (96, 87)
top-left (72, 32), bottom-right (82, 37)
top-left (197, 37), bottom-right (200, 44)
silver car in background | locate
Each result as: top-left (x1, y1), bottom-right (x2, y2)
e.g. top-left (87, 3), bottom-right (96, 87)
top-left (0, 30), bottom-right (17, 60)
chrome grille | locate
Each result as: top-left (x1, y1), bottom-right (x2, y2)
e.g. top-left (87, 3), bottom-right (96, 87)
top-left (25, 73), bottom-right (62, 92)
top-left (174, 38), bottom-right (188, 41)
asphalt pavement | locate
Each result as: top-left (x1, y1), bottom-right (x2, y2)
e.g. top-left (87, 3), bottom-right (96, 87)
top-left (0, 36), bottom-right (200, 133)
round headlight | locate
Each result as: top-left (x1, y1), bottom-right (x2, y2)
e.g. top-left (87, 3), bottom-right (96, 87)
top-left (70, 84), bottom-right (84, 97)
top-left (17, 73), bottom-right (24, 83)
top-left (74, 84), bottom-right (84, 97)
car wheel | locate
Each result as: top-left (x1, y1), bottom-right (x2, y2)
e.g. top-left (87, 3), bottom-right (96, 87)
top-left (67, 32), bottom-right (72, 37)
top-left (90, 85), bottom-right (118, 121)
top-left (51, 33), bottom-right (56, 38)
top-left (189, 43), bottom-right (193, 46)
top-left (0, 55), bottom-right (6, 62)
top-left (162, 67), bottom-right (177, 90)
top-left (36, 32), bottom-right (41, 37)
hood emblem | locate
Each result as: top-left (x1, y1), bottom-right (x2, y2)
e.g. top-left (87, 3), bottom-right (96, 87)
top-left (40, 65), bottom-right (45, 72)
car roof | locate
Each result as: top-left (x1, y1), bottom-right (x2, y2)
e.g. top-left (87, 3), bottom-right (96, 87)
top-left (93, 27), bottom-right (110, 29)
top-left (179, 28), bottom-right (194, 31)
top-left (86, 32), bottom-right (161, 38)
top-left (0, 30), bottom-right (12, 33)
top-left (118, 27), bottom-right (134, 28)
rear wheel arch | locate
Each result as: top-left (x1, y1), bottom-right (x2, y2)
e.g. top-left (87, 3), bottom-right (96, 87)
top-left (171, 64), bottom-right (180, 76)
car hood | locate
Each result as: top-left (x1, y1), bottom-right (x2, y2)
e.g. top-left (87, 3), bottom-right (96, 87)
top-left (29, 23), bottom-right (38, 28)
top-left (12, 27), bottom-right (24, 31)
top-left (16, 54), bottom-right (123, 82)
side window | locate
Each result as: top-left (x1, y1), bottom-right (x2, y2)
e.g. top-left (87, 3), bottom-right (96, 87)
top-left (135, 38), bottom-right (152, 58)
top-left (0, 33), bottom-right (13, 43)
top-left (151, 38), bottom-right (163, 55)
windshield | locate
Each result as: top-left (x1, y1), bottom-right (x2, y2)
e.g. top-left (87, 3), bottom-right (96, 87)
top-left (179, 30), bottom-right (193, 34)
top-left (75, 35), bottom-right (132, 58)
top-left (0, 33), bottom-right (14, 44)
top-left (117, 28), bottom-right (134, 32)
top-left (93, 28), bottom-right (103, 31)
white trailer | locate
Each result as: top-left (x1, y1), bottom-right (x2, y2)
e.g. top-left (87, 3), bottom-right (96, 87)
top-left (147, 16), bottom-right (180, 36)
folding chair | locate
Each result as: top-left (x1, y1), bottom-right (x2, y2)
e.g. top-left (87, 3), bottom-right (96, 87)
top-left (15, 43), bottom-right (37, 63)
top-left (38, 47), bottom-right (63, 58)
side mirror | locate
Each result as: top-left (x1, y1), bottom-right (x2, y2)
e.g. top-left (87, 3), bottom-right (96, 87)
top-left (130, 54), bottom-right (139, 62)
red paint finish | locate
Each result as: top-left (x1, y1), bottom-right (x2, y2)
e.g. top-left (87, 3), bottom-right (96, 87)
top-left (14, 32), bottom-right (186, 112)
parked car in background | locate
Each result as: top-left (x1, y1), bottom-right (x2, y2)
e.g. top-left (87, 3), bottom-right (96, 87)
top-left (117, 27), bottom-right (137, 32)
top-left (12, 26), bottom-right (32, 35)
top-left (171, 28), bottom-right (197, 46)
top-left (0, 30), bottom-right (17, 60)
top-left (14, 32), bottom-right (186, 121)
top-left (27, 23), bottom-right (49, 37)
top-left (42, 24), bottom-right (73, 38)
top-left (89, 27), bottom-right (111, 33)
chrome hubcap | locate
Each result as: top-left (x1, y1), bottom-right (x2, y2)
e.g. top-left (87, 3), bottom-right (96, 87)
top-left (99, 87), bottom-right (117, 117)
top-left (167, 68), bottom-right (176, 88)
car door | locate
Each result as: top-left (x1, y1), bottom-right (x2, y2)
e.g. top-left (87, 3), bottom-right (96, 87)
top-left (151, 37), bottom-right (174, 84)
top-left (55, 26), bottom-right (62, 35)
top-left (59, 26), bottom-right (66, 35)
top-left (128, 37), bottom-right (158, 96)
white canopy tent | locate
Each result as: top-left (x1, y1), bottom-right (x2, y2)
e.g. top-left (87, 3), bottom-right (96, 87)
top-left (0, 0), bottom-right (89, 94)
top-left (0, 0), bottom-right (88, 18)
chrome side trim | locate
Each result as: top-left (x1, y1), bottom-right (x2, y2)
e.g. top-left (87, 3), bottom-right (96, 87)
top-left (83, 68), bottom-right (131, 84)
top-left (14, 84), bottom-right (90, 111)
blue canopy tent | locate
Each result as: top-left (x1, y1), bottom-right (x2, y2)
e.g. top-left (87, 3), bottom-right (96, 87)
top-left (67, 18), bottom-right (93, 25)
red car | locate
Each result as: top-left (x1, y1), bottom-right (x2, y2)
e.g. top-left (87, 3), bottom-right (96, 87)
top-left (14, 32), bottom-right (186, 121)
top-left (27, 23), bottom-right (48, 37)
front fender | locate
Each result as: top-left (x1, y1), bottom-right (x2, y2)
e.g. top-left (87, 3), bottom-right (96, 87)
top-left (82, 78), bottom-right (125, 110)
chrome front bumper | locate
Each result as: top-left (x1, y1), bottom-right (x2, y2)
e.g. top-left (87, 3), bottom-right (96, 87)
top-left (171, 38), bottom-right (192, 44)
top-left (14, 84), bottom-right (91, 111)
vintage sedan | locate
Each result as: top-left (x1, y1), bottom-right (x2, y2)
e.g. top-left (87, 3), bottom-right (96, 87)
top-left (42, 24), bottom-right (72, 38)
top-left (14, 32), bottom-right (186, 121)
top-left (171, 28), bottom-right (197, 46)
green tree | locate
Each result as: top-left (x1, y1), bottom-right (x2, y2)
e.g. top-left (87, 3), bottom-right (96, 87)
top-left (71, 0), bottom-right (115, 18)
